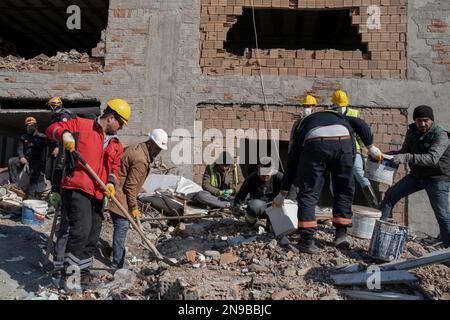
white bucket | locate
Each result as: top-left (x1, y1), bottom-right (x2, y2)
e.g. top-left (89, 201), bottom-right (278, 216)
top-left (350, 205), bottom-right (382, 239)
top-left (365, 158), bottom-right (398, 186)
top-left (23, 200), bottom-right (48, 222)
top-left (266, 200), bottom-right (298, 236)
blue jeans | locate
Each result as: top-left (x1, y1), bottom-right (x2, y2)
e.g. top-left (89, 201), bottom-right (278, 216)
top-left (110, 212), bottom-right (130, 268)
top-left (380, 174), bottom-right (450, 247)
top-left (353, 153), bottom-right (371, 188)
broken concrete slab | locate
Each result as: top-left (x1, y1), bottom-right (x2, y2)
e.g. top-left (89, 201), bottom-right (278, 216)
top-left (341, 289), bottom-right (422, 300)
top-left (331, 270), bottom-right (418, 286)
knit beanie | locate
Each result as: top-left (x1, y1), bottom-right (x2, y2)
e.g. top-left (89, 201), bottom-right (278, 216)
top-left (413, 105), bottom-right (434, 121)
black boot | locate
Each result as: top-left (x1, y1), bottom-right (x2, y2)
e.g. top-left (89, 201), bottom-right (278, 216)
top-left (298, 231), bottom-right (321, 254)
top-left (362, 185), bottom-right (379, 208)
top-left (334, 226), bottom-right (353, 250)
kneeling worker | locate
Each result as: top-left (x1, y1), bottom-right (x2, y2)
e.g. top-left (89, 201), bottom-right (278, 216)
top-left (233, 157), bottom-right (283, 225)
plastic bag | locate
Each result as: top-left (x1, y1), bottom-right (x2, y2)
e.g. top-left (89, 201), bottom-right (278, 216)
top-left (17, 164), bottom-right (30, 192)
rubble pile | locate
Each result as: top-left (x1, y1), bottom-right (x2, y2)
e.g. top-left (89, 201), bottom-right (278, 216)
top-left (90, 211), bottom-right (449, 301)
top-left (0, 49), bottom-right (103, 72)
top-left (1, 183), bottom-right (448, 300)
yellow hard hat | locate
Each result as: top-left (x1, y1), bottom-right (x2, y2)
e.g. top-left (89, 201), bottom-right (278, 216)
top-left (331, 90), bottom-right (349, 107)
top-left (25, 117), bottom-right (37, 126)
top-left (302, 95), bottom-right (317, 106)
top-left (106, 99), bottom-right (131, 125)
top-left (47, 97), bottom-right (63, 107)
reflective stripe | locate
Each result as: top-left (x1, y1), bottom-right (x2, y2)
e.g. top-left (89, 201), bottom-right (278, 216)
top-left (345, 108), bottom-right (362, 153)
top-left (64, 253), bottom-right (93, 270)
top-left (332, 217), bottom-right (352, 225)
top-left (209, 164), bottom-right (239, 188)
top-left (298, 220), bottom-right (317, 228)
top-left (108, 173), bottom-right (116, 184)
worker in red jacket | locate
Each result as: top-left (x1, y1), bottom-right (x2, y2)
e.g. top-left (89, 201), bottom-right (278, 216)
top-left (46, 99), bottom-right (131, 290)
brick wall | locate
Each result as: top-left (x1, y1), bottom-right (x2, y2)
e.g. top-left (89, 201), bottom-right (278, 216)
top-left (194, 104), bottom-right (408, 223)
top-left (200, 0), bottom-right (407, 79)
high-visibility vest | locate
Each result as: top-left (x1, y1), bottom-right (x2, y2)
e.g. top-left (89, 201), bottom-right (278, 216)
top-left (345, 108), bottom-right (363, 153)
top-left (209, 164), bottom-right (239, 188)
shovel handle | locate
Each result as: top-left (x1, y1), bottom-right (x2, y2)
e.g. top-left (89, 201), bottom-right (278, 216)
top-left (72, 151), bottom-right (175, 265)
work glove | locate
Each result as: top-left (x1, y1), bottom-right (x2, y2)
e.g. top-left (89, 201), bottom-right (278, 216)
top-left (62, 132), bottom-right (75, 152)
top-left (220, 189), bottom-right (233, 200)
top-left (20, 157), bottom-right (28, 165)
top-left (49, 192), bottom-right (61, 209)
top-left (391, 154), bottom-right (411, 165)
top-left (368, 145), bottom-right (384, 161)
top-left (104, 183), bottom-right (115, 200)
top-left (131, 208), bottom-right (141, 218)
top-left (272, 193), bottom-right (286, 208)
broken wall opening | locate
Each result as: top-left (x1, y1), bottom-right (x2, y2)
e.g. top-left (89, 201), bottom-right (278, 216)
top-left (224, 8), bottom-right (368, 56)
top-left (0, 0), bottom-right (108, 71)
top-left (0, 98), bottom-right (101, 168)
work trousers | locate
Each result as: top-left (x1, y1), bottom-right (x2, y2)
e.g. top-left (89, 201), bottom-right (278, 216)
top-left (196, 190), bottom-right (230, 208)
top-left (380, 174), bottom-right (450, 247)
top-left (61, 189), bottom-right (103, 270)
top-left (297, 139), bottom-right (355, 234)
top-left (8, 157), bottom-right (43, 185)
top-left (110, 212), bottom-right (130, 268)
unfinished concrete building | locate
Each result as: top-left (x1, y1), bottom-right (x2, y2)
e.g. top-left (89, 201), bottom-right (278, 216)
top-left (0, 0), bottom-right (449, 237)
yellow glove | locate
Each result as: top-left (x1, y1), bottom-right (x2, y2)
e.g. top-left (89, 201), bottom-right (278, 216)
top-left (62, 132), bottom-right (75, 152)
top-left (368, 145), bottom-right (384, 161)
top-left (104, 183), bottom-right (115, 200)
top-left (131, 208), bottom-right (141, 218)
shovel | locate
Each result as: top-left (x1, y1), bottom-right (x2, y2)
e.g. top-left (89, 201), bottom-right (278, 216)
top-left (72, 151), bottom-right (178, 266)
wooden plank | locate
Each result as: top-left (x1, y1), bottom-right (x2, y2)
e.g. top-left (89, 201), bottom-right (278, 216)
top-left (341, 290), bottom-right (422, 300)
top-left (331, 270), bottom-right (417, 286)
top-left (380, 248), bottom-right (450, 271)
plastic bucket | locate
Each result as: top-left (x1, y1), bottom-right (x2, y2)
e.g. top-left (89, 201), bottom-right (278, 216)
top-left (350, 205), bottom-right (382, 239)
top-left (365, 158), bottom-right (398, 186)
top-left (266, 200), bottom-right (298, 236)
top-left (369, 220), bottom-right (408, 262)
top-left (22, 200), bottom-right (48, 225)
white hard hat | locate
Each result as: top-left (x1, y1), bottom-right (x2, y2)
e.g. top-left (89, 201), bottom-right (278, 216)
top-left (149, 128), bottom-right (168, 150)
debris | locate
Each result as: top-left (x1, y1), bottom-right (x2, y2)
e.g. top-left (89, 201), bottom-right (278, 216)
top-left (0, 233), bottom-right (7, 238)
top-left (219, 252), bottom-right (239, 265)
top-left (271, 289), bottom-right (290, 300)
top-left (204, 250), bottom-right (221, 259)
top-left (341, 289), bottom-right (422, 300)
top-left (227, 235), bottom-right (246, 246)
top-left (0, 49), bottom-right (103, 72)
top-left (6, 256), bottom-right (24, 262)
top-left (280, 236), bottom-right (290, 246)
top-left (185, 250), bottom-right (197, 263)
top-left (283, 268), bottom-right (297, 277)
top-left (197, 253), bottom-right (206, 262)
top-left (380, 248), bottom-right (450, 271)
top-left (331, 270), bottom-right (418, 286)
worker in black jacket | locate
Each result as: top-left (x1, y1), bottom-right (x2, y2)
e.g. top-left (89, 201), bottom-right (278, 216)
top-left (47, 97), bottom-right (76, 207)
top-left (233, 157), bottom-right (283, 225)
top-left (274, 111), bottom-right (384, 254)
top-left (8, 117), bottom-right (47, 186)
